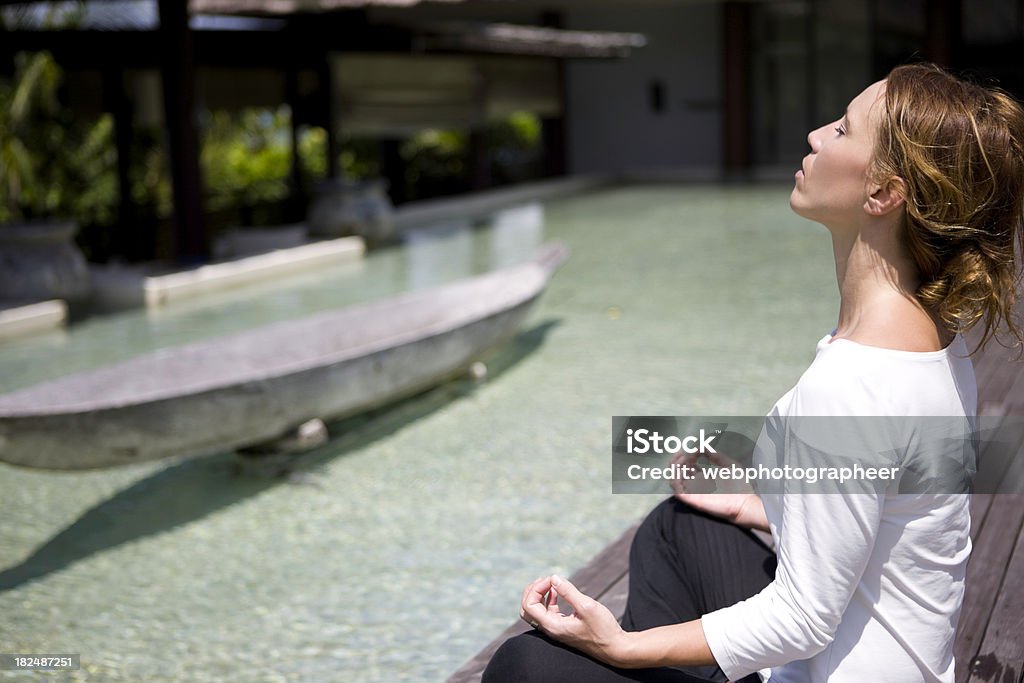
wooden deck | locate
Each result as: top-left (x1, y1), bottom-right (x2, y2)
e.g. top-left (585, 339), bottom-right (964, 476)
top-left (449, 330), bottom-right (1024, 683)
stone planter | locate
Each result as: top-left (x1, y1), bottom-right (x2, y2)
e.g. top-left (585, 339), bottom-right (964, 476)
top-left (307, 177), bottom-right (395, 246)
top-left (0, 221), bottom-right (91, 302)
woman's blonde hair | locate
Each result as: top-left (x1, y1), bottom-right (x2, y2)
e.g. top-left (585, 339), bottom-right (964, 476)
top-left (872, 63), bottom-right (1024, 354)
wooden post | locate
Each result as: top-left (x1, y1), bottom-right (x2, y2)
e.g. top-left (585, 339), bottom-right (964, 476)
top-left (722, 2), bottom-right (753, 175)
top-left (102, 67), bottom-right (141, 259)
top-left (158, 0), bottom-right (207, 262)
top-left (285, 65), bottom-right (306, 222)
top-left (541, 10), bottom-right (568, 178)
top-left (0, 21), bottom-right (12, 78)
top-left (318, 58), bottom-right (338, 179)
top-left (468, 128), bottom-right (492, 191)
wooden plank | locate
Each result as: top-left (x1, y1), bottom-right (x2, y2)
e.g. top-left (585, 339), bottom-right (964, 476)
top-left (446, 524), bottom-right (639, 683)
top-left (973, 339), bottom-right (1010, 382)
top-left (448, 621), bottom-right (532, 683)
top-left (965, 328), bottom-right (1004, 392)
top-left (977, 353), bottom-right (1020, 406)
top-left (969, 327), bottom-right (1022, 407)
top-left (970, 494), bottom-right (994, 545)
top-left (599, 573), bottom-right (631, 623)
top-left (976, 429), bottom-right (1013, 496)
top-left (997, 365), bottom-right (1024, 417)
top-left (971, 348), bottom-right (1003, 399)
top-left (993, 439), bottom-right (1024, 497)
top-left (955, 495), bottom-right (1024, 682)
top-left (965, 501), bottom-right (1024, 683)
top-left (975, 420), bottom-right (1024, 495)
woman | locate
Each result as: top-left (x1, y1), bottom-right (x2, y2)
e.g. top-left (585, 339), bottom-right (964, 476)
top-left (483, 63), bottom-right (1024, 682)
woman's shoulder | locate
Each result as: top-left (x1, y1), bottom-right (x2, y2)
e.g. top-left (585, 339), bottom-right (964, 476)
top-left (788, 332), bottom-right (974, 416)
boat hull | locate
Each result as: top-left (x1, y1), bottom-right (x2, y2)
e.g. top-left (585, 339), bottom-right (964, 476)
top-left (0, 243), bottom-right (566, 470)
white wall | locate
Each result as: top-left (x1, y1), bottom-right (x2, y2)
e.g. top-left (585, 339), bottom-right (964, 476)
top-left (564, 2), bottom-right (722, 175)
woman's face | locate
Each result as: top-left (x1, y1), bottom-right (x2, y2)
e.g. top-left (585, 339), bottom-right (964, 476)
top-left (790, 80), bottom-right (886, 228)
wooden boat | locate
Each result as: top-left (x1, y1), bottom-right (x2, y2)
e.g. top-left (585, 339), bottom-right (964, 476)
top-left (0, 242), bottom-right (568, 470)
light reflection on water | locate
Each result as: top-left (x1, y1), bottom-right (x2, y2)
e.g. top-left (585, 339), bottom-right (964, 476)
top-left (0, 186), bottom-right (836, 682)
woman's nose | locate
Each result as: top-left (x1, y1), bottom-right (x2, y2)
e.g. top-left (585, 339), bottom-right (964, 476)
top-left (806, 127), bottom-right (821, 153)
top-left (807, 122), bottom-right (833, 153)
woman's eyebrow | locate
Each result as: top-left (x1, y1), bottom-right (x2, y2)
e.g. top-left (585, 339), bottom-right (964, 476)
top-left (844, 108), bottom-right (852, 133)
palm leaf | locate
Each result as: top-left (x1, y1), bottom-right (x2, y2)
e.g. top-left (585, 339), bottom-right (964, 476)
top-left (10, 51), bottom-right (60, 126)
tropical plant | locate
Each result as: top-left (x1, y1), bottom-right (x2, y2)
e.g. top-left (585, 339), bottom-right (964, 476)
top-left (0, 51), bottom-right (61, 222)
top-left (0, 50), bottom-right (117, 225)
top-left (201, 107), bottom-right (337, 227)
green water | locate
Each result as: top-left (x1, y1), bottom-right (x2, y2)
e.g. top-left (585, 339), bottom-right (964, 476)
top-left (0, 185), bottom-right (838, 681)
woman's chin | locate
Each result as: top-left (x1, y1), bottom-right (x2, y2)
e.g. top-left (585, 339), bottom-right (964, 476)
top-left (788, 195), bottom-right (829, 227)
top-left (788, 190), bottom-right (808, 216)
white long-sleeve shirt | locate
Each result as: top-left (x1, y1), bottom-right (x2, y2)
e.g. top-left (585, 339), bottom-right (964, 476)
top-left (700, 332), bottom-right (976, 682)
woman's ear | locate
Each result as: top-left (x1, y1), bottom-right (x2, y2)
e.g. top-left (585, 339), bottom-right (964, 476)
top-left (864, 176), bottom-right (907, 216)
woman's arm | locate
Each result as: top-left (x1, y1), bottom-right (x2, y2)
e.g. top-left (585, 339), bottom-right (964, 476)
top-left (520, 575), bottom-right (718, 669)
top-left (524, 482), bottom-right (884, 677)
top-left (735, 494), bottom-right (770, 532)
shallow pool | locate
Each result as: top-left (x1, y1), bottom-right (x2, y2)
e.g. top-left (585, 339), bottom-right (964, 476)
top-left (0, 184), bottom-right (838, 682)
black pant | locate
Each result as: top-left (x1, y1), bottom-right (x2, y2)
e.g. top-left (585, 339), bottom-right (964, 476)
top-left (482, 498), bottom-right (778, 683)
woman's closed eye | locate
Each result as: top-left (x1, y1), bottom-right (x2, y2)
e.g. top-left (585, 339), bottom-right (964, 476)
top-left (835, 125), bottom-right (846, 136)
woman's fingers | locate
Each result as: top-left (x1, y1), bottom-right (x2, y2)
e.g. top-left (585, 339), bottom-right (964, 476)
top-left (521, 576), bottom-right (554, 628)
top-left (550, 575), bottom-right (589, 613)
top-left (671, 451), bottom-right (697, 496)
top-left (522, 576), bottom-right (578, 630)
top-left (705, 449), bottom-right (739, 467)
top-left (524, 576), bottom-right (551, 609)
top-left (670, 450), bottom-right (696, 467)
top-left (522, 574), bottom-right (629, 665)
top-left (520, 577), bottom-right (538, 618)
top-left (545, 585), bottom-right (561, 615)
top-left (521, 577), bottom-right (546, 621)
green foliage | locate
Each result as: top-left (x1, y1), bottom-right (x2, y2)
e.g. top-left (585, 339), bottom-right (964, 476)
top-left (392, 111), bottom-right (543, 200)
top-left (1, 51), bottom-right (60, 221)
top-left (129, 126), bottom-right (173, 218)
top-left (0, 51), bottom-right (117, 225)
top-left (299, 126), bottom-right (327, 179)
top-left (504, 111), bottom-right (542, 146)
top-left (485, 111), bottom-right (543, 183)
top-left (201, 108), bottom-right (331, 226)
top-left (201, 108), bottom-right (291, 212)
top-left (64, 116), bottom-right (118, 226)
top-left (402, 128), bottom-right (468, 198)
top-left (0, 52), bottom-right (546, 236)
top-left (340, 138), bottom-right (381, 180)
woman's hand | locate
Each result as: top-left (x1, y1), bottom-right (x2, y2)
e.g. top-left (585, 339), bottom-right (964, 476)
top-left (519, 575), bottom-right (719, 670)
top-left (520, 575), bottom-right (634, 668)
top-left (670, 450), bottom-right (767, 531)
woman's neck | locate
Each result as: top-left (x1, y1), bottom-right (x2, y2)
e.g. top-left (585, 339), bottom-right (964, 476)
top-left (829, 221), bottom-right (953, 351)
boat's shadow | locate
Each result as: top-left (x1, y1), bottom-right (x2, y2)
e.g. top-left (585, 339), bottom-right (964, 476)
top-left (0, 320), bottom-right (560, 592)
